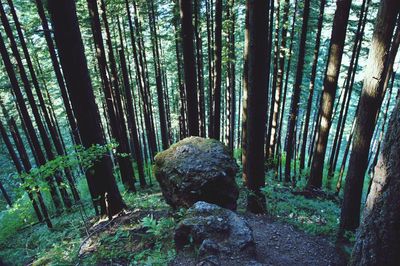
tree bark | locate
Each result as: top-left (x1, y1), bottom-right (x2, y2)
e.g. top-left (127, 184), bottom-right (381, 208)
top-left (179, 0), bottom-right (199, 136)
top-left (340, 0), bottom-right (400, 231)
top-left (245, 0), bottom-right (269, 214)
top-left (350, 98), bottom-right (400, 266)
top-left (307, 0), bottom-right (352, 189)
top-left (48, 0), bottom-right (126, 217)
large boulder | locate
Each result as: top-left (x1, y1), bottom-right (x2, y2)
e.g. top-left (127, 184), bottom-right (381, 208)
top-left (174, 202), bottom-right (257, 265)
top-left (154, 137), bottom-right (239, 210)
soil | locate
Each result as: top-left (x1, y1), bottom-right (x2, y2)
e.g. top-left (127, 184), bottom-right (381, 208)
top-left (173, 212), bottom-right (347, 266)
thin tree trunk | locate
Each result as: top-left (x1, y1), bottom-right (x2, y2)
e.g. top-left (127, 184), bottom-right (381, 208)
top-left (299, 0), bottom-right (325, 170)
top-left (284, 0), bottom-right (311, 183)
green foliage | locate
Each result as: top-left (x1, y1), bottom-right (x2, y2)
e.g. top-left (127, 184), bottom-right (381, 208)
top-left (262, 177), bottom-right (340, 238)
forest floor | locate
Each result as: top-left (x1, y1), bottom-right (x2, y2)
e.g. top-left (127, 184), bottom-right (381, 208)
top-left (0, 172), bottom-right (352, 265)
top-left (174, 213), bottom-right (346, 265)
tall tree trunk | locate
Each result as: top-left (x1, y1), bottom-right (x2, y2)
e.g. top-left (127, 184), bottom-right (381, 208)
top-left (225, 0), bottom-right (236, 152)
top-left (119, 48), bottom-right (147, 188)
top-left (276, 0), bottom-right (297, 167)
top-left (245, 0), bottom-right (269, 214)
top-left (267, 0), bottom-right (290, 161)
top-left (147, 0), bottom-right (169, 149)
top-left (194, 0), bottom-right (206, 138)
top-left (266, 0), bottom-right (280, 160)
top-left (299, 0), bottom-right (326, 170)
top-left (48, 0), bottom-right (126, 217)
top-left (284, 0), bottom-right (311, 183)
top-left (340, 0), bottom-right (400, 231)
top-left (211, 0), bottom-right (222, 140)
top-left (327, 0), bottom-right (369, 177)
top-left (307, 0), bottom-right (352, 189)
top-left (206, 0), bottom-right (214, 138)
top-left (350, 98), bottom-right (400, 265)
top-left (34, 0), bottom-right (81, 147)
top-left (87, 0), bottom-right (136, 192)
top-left (99, 0), bottom-right (136, 192)
top-left (179, 0), bottom-right (199, 136)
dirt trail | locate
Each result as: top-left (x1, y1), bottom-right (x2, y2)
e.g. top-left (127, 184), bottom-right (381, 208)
top-left (173, 213), bottom-right (346, 266)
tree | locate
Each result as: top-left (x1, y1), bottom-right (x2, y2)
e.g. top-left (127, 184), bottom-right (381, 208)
top-left (47, 0), bottom-right (125, 217)
top-left (284, 0), bottom-right (311, 183)
top-left (350, 97), bottom-right (400, 265)
top-left (179, 0), bottom-right (199, 136)
top-left (307, 0), bottom-right (352, 189)
top-left (211, 0), bottom-right (222, 140)
top-left (244, 0), bottom-right (269, 214)
top-left (339, 0), bottom-right (400, 232)
top-left (266, 0), bottom-right (290, 161)
top-left (299, 0), bottom-right (326, 170)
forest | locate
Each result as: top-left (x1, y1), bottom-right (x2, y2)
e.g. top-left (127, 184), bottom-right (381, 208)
top-left (0, 0), bottom-right (399, 265)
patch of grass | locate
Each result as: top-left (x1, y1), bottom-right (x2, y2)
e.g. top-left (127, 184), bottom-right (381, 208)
top-left (261, 177), bottom-right (341, 239)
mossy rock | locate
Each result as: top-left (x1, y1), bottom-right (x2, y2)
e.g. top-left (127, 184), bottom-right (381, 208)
top-left (154, 137), bottom-right (239, 210)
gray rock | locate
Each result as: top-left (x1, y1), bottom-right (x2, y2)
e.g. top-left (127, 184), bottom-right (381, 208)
top-left (154, 137), bottom-right (239, 210)
top-left (174, 202), bottom-right (256, 264)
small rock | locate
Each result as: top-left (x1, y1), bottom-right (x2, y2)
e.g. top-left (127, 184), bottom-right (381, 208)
top-left (174, 202), bottom-right (256, 263)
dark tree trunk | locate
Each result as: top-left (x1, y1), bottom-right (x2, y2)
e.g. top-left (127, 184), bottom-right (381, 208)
top-left (307, 0), bottom-right (352, 189)
top-left (119, 48), bottom-right (147, 188)
top-left (87, 0), bottom-right (136, 192)
top-left (340, 0), bottom-right (400, 231)
top-left (179, 0), bottom-right (199, 136)
top-left (350, 98), bottom-right (400, 266)
top-left (34, 0), bottom-right (81, 147)
top-left (299, 0), bottom-right (325, 170)
top-left (225, 0), bottom-right (236, 152)
top-left (48, 0), bottom-right (126, 217)
top-left (194, 0), bottom-right (206, 138)
top-left (245, 0), bottom-right (269, 214)
top-left (284, 0), bottom-right (311, 183)
top-left (206, 0), bottom-right (214, 138)
top-left (99, 0), bottom-right (136, 192)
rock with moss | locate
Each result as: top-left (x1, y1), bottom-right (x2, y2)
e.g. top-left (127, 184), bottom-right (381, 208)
top-left (174, 201), bottom-right (257, 265)
top-left (154, 137), bottom-right (239, 210)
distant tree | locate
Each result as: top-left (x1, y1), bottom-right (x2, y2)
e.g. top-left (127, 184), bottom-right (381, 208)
top-left (284, 0), bottom-right (311, 183)
top-left (48, 0), bottom-right (126, 217)
top-left (211, 0), bottom-right (222, 140)
top-left (340, 0), bottom-right (400, 232)
top-left (299, 0), bottom-right (326, 170)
